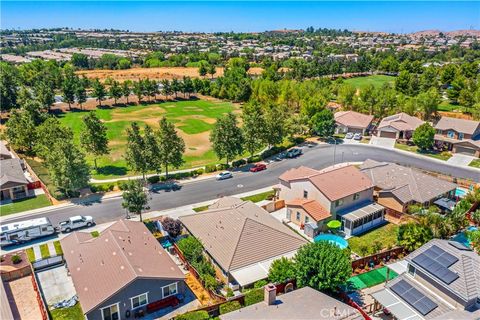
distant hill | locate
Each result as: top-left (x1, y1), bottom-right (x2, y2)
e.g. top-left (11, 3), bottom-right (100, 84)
top-left (410, 29), bottom-right (480, 37)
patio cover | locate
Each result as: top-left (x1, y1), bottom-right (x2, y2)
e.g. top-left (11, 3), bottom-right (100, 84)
top-left (230, 251), bottom-right (297, 287)
top-left (434, 198), bottom-right (456, 211)
top-left (387, 260), bottom-right (408, 275)
top-left (341, 203), bottom-right (384, 222)
top-left (371, 289), bottom-right (422, 320)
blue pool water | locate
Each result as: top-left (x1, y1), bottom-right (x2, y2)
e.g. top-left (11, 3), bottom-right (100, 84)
top-left (452, 226), bottom-right (478, 247)
top-left (455, 188), bottom-right (467, 198)
top-left (314, 234), bottom-right (348, 249)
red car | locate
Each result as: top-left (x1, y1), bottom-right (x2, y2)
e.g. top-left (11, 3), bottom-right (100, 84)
top-left (250, 163), bottom-right (267, 172)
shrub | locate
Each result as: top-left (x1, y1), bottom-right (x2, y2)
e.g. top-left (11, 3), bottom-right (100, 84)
top-left (176, 310), bottom-right (210, 320)
top-left (195, 168), bottom-right (204, 175)
top-left (160, 175), bottom-right (167, 182)
top-left (216, 163), bottom-right (230, 171)
top-left (232, 159), bottom-right (247, 167)
top-left (117, 181), bottom-right (129, 190)
top-left (177, 236), bottom-right (203, 263)
top-left (247, 155), bottom-right (262, 163)
top-left (219, 301), bottom-right (241, 315)
top-left (91, 183), bottom-right (115, 192)
top-left (202, 273), bottom-right (218, 291)
top-left (244, 288), bottom-right (264, 306)
top-left (253, 280), bottom-right (268, 288)
top-left (11, 255), bottom-right (22, 264)
top-left (205, 164), bottom-right (217, 173)
top-left (161, 217), bottom-right (183, 238)
top-left (226, 288), bottom-right (234, 298)
top-left (147, 175), bottom-right (160, 184)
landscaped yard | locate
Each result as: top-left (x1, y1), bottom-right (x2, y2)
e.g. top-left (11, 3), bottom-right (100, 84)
top-left (240, 190), bottom-right (275, 203)
top-left (0, 194), bottom-right (51, 216)
top-left (437, 100), bottom-right (466, 113)
top-left (395, 143), bottom-right (452, 161)
top-left (50, 303), bottom-right (84, 320)
top-left (348, 223), bottom-right (399, 256)
top-left (344, 75), bottom-right (395, 90)
top-left (344, 266), bottom-right (398, 291)
top-left (58, 99), bottom-right (239, 179)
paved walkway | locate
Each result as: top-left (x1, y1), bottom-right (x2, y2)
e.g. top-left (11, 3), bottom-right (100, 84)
top-left (369, 136), bottom-right (396, 149)
top-left (447, 153), bottom-right (476, 166)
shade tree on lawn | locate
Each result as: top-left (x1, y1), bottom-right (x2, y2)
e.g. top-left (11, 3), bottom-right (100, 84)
top-left (121, 179), bottom-right (150, 222)
top-left (80, 112), bottom-right (109, 170)
top-left (210, 112), bottom-right (244, 165)
top-left (125, 122), bottom-right (150, 180)
top-left (242, 103), bottom-right (266, 156)
top-left (156, 117), bottom-right (185, 178)
top-left (91, 78), bottom-right (106, 107)
top-left (412, 123), bottom-right (435, 150)
top-left (311, 109), bottom-right (335, 138)
top-left (108, 80), bottom-right (122, 105)
top-left (35, 117), bottom-right (73, 160)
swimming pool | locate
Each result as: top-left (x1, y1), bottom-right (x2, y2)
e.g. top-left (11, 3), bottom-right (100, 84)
top-left (314, 234), bottom-right (348, 249)
top-left (451, 226), bottom-right (478, 247)
top-left (455, 187), bottom-right (468, 198)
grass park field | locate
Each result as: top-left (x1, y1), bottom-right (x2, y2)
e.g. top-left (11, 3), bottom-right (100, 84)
top-left (58, 99), bottom-right (239, 179)
top-left (344, 75), bottom-right (395, 90)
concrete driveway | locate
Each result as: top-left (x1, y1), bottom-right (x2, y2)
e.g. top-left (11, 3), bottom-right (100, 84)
top-left (37, 265), bottom-right (76, 306)
top-left (447, 153), bottom-right (477, 166)
top-left (369, 136), bottom-right (396, 149)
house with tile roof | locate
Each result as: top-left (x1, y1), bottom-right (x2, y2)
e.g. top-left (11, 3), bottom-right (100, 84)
top-left (279, 165), bottom-right (385, 237)
top-left (334, 111), bottom-right (374, 135)
top-left (61, 220), bottom-right (186, 320)
top-left (179, 198), bottom-right (308, 289)
top-left (434, 116), bottom-right (480, 157)
top-left (377, 113), bottom-right (425, 139)
top-left (371, 239), bottom-right (480, 320)
top-left (360, 159), bottom-right (457, 213)
top-left (0, 158), bottom-right (31, 201)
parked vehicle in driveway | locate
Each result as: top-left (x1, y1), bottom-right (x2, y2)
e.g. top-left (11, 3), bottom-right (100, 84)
top-left (249, 163), bottom-right (267, 172)
top-left (286, 148), bottom-right (302, 158)
top-left (216, 171), bottom-right (233, 180)
top-left (345, 132), bottom-right (354, 139)
top-left (0, 217), bottom-right (56, 247)
top-left (59, 216), bottom-right (94, 233)
top-left (353, 133), bottom-right (362, 140)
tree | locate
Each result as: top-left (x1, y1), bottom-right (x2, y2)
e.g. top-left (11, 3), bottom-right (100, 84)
top-left (210, 113), bottom-right (244, 164)
top-left (171, 78), bottom-right (180, 98)
top-left (81, 112), bottom-right (109, 170)
top-left (311, 109), bottom-right (335, 137)
top-left (397, 223), bottom-right (433, 252)
top-left (121, 179), bottom-right (149, 222)
top-left (412, 123), bottom-right (435, 150)
top-left (71, 53), bottom-right (89, 69)
top-left (395, 70), bottom-right (412, 95)
top-left (122, 80), bottom-right (132, 104)
top-left (161, 217), bottom-right (183, 238)
top-left (46, 139), bottom-right (90, 198)
top-left (263, 105), bottom-right (286, 147)
top-left (92, 79), bottom-right (106, 107)
top-left (143, 125), bottom-right (161, 173)
top-left (34, 81), bottom-right (55, 110)
top-left (417, 88), bottom-right (440, 120)
top-left (108, 80), bottom-right (122, 105)
top-left (62, 70), bottom-right (76, 110)
top-left (242, 103), bottom-right (266, 156)
top-left (198, 63), bottom-right (208, 78)
top-left (157, 117), bottom-right (185, 177)
top-left (208, 64), bottom-right (216, 79)
top-left (133, 80), bottom-right (144, 103)
top-left (75, 81), bottom-right (87, 109)
top-left (0, 61), bottom-right (19, 110)
top-left (294, 242), bottom-right (351, 292)
top-left (337, 83), bottom-right (356, 109)
top-left (161, 79), bottom-right (172, 99)
top-left (125, 122), bottom-right (149, 179)
top-left (34, 117), bottom-right (73, 160)
top-left (268, 257), bottom-right (295, 283)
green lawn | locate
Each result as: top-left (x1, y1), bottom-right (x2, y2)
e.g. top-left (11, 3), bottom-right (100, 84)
top-left (395, 143), bottom-right (452, 161)
top-left (241, 190), bottom-right (275, 203)
top-left (53, 240), bottom-right (63, 255)
top-left (345, 267), bottom-right (398, 291)
top-left (25, 247), bottom-right (36, 263)
top-left (437, 101), bottom-right (466, 113)
top-left (0, 194), bottom-right (51, 216)
top-left (348, 223), bottom-right (399, 256)
top-left (469, 159), bottom-right (480, 168)
top-left (50, 303), bottom-right (84, 320)
top-left (344, 75), bottom-right (395, 90)
top-left (193, 205), bottom-right (209, 212)
top-left (39, 243), bottom-right (50, 259)
top-left (57, 99), bottom-right (238, 180)
top-left (24, 158), bottom-right (57, 195)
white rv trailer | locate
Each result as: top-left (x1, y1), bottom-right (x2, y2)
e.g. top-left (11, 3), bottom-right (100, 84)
top-left (0, 217), bottom-right (56, 246)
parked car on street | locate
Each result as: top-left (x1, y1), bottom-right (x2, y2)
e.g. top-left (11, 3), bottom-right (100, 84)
top-left (59, 216), bottom-right (94, 233)
top-left (353, 133), bottom-right (362, 140)
top-left (216, 171), bottom-right (233, 180)
top-left (150, 182), bottom-right (181, 192)
top-left (345, 132), bottom-right (354, 139)
top-left (249, 163), bottom-right (267, 172)
top-left (286, 148), bottom-right (302, 158)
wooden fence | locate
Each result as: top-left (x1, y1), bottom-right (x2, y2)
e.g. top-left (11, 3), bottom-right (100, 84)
top-left (31, 273), bottom-right (48, 320)
top-left (351, 247), bottom-right (405, 272)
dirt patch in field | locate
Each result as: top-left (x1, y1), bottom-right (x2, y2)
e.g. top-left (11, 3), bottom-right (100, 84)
top-left (438, 111), bottom-right (473, 120)
top-left (178, 130), bottom-right (212, 156)
top-left (76, 66), bottom-right (263, 82)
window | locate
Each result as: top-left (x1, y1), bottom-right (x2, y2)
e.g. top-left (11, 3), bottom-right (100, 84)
top-left (303, 190), bottom-right (308, 198)
top-left (286, 209), bottom-right (291, 220)
top-left (162, 282), bottom-right (178, 298)
top-left (296, 212), bottom-right (301, 221)
top-left (459, 133), bottom-right (464, 140)
top-left (335, 199), bottom-right (344, 207)
top-left (447, 130), bottom-right (454, 138)
top-left (131, 292), bottom-right (148, 309)
top-left (353, 193), bottom-right (360, 201)
top-left (408, 264), bottom-right (416, 276)
top-left (305, 216), bottom-right (309, 224)
top-left (101, 303), bottom-right (119, 320)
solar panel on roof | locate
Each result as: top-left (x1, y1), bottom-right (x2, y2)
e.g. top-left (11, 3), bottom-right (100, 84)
top-left (448, 241), bottom-right (472, 251)
top-left (412, 253), bottom-right (459, 285)
top-left (390, 280), bottom-right (438, 316)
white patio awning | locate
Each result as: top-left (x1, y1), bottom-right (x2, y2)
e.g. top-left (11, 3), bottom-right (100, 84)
top-left (387, 260), bottom-right (408, 275)
top-left (371, 289), bottom-right (422, 320)
top-left (230, 251), bottom-right (297, 287)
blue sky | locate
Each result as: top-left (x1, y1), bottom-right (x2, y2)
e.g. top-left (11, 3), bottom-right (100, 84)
top-left (1, 1), bottom-right (479, 33)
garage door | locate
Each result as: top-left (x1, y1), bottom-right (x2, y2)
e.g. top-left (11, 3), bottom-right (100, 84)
top-left (347, 128), bottom-right (363, 134)
top-left (379, 131), bottom-right (397, 139)
top-left (455, 146), bottom-right (477, 155)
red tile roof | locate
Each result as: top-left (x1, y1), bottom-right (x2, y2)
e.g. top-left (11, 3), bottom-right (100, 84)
top-left (279, 166), bottom-right (320, 182)
top-left (286, 199), bottom-right (331, 222)
top-left (334, 111), bottom-right (374, 129)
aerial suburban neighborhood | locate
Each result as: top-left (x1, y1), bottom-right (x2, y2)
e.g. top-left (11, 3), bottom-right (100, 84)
top-left (1, 1), bottom-right (480, 320)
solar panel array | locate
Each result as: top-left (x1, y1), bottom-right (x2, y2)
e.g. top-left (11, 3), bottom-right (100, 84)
top-left (390, 279), bottom-right (438, 316)
top-left (412, 245), bottom-right (459, 285)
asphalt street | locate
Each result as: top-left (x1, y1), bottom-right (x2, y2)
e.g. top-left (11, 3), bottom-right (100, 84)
top-left (3, 143), bottom-right (480, 226)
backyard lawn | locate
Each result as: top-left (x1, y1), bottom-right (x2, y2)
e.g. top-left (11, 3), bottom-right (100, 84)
top-left (348, 223), bottom-right (399, 256)
top-left (344, 266), bottom-right (398, 291)
top-left (50, 303), bottom-right (84, 320)
top-left (0, 194), bottom-right (51, 216)
top-left (469, 159), bottom-right (480, 168)
top-left (344, 75), bottom-right (395, 90)
top-left (58, 99), bottom-right (239, 179)
top-left (395, 143), bottom-right (452, 161)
